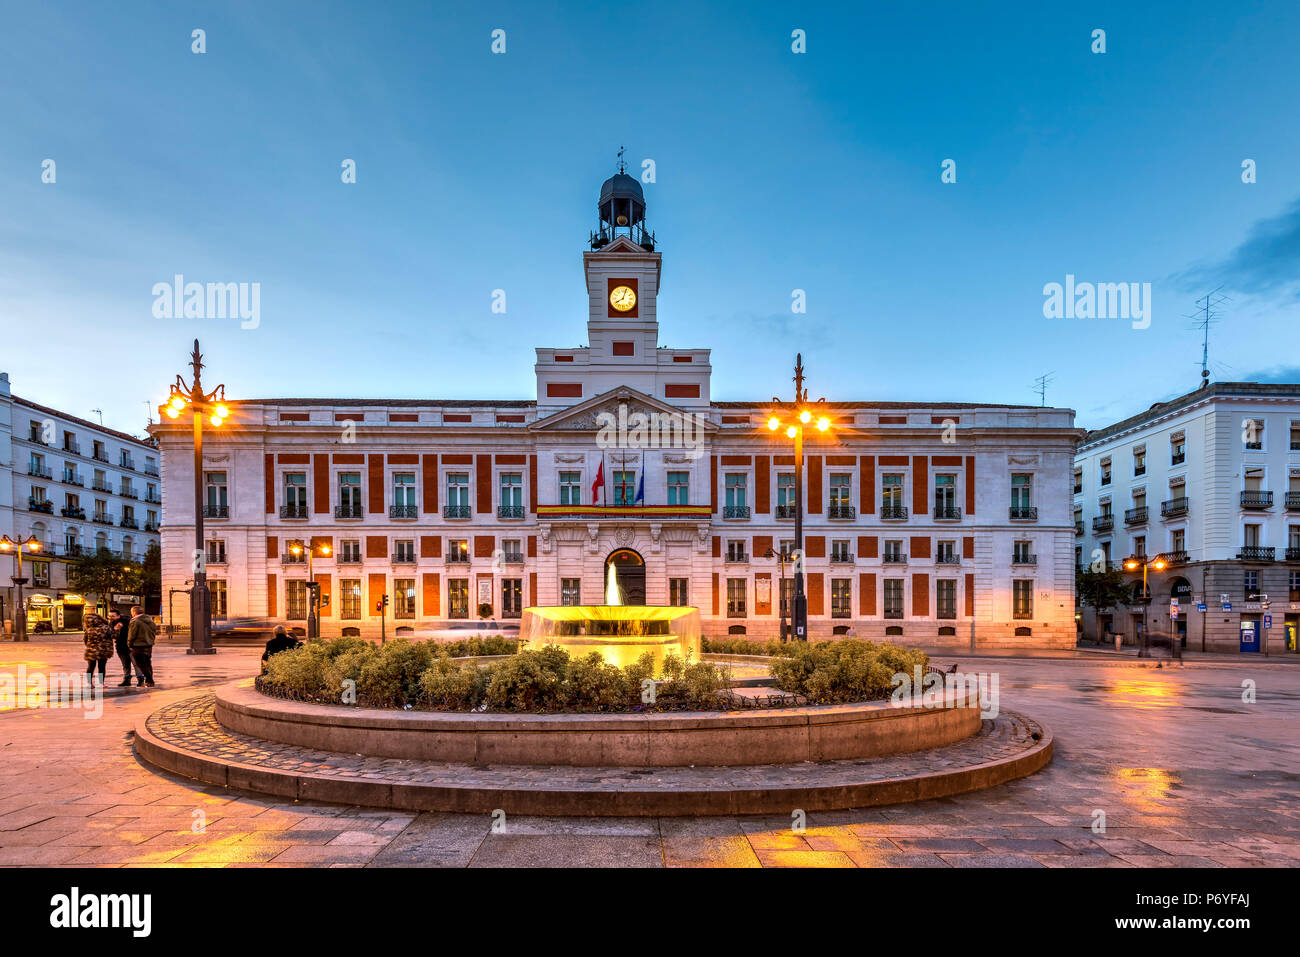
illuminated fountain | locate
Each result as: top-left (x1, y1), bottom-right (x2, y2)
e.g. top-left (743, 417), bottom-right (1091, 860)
top-left (518, 563), bottom-right (701, 671)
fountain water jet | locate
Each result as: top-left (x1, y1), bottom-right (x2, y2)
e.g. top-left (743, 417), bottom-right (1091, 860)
top-left (518, 605), bottom-right (701, 671)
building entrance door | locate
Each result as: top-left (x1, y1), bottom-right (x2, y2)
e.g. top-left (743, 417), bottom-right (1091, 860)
top-left (1285, 615), bottom-right (1298, 653)
top-left (605, 549), bottom-right (646, 606)
top-left (1240, 617), bottom-right (1261, 653)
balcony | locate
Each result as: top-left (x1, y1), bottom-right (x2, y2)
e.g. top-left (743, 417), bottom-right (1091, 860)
top-left (498, 505), bottom-right (525, 519)
top-left (64, 441), bottom-right (81, 455)
top-left (281, 504), bottom-right (309, 519)
top-left (281, 553), bottom-right (306, 564)
top-left (1240, 491), bottom-right (1273, 509)
top-left (829, 554), bottom-right (854, 564)
top-left (119, 517), bottom-right (138, 529)
top-left (92, 481), bottom-right (112, 493)
top-left (386, 504), bottom-right (417, 520)
top-left (1075, 521), bottom-right (1084, 536)
top-left (880, 506), bottom-right (909, 521)
top-left (92, 512), bottom-right (114, 525)
top-left (725, 552), bottom-right (749, 564)
top-left (882, 553), bottom-right (907, 564)
top-left (28, 498), bottom-right (53, 514)
top-left (61, 506), bottom-right (86, 519)
top-left (205, 505), bottom-right (230, 519)
top-left (502, 551), bottom-right (524, 565)
top-left (120, 458), bottom-right (136, 471)
top-left (933, 505), bottom-right (962, 521)
top-left (62, 472), bottom-right (84, 487)
top-left (1134, 465), bottom-right (1146, 477)
top-left (827, 504), bottom-right (856, 520)
top-left (1287, 547), bottom-right (1300, 562)
top-left (93, 451), bottom-right (109, 463)
top-left (335, 504), bottom-right (363, 519)
top-left (144, 464), bottom-right (159, 477)
top-left (1092, 515), bottom-right (1114, 532)
top-left (1160, 497), bottom-right (1189, 518)
top-left (1287, 493), bottom-right (1300, 511)
top-left (144, 522), bottom-right (159, 532)
top-left (27, 431), bottom-right (49, 445)
top-left (1171, 452), bottom-right (1185, 465)
top-left (1124, 506), bottom-right (1149, 526)
top-left (63, 544), bottom-right (84, 557)
top-left (446, 553), bottom-right (471, 564)
top-left (145, 494), bottom-right (162, 505)
top-left (28, 465), bottom-right (52, 479)
top-left (936, 554), bottom-right (960, 565)
top-left (392, 553), bottom-right (417, 564)
top-left (119, 488), bottom-right (138, 499)
top-left (775, 504), bottom-right (796, 519)
top-left (206, 552), bottom-right (227, 565)
top-left (1236, 546), bottom-right (1275, 562)
top-left (1011, 554), bottom-right (1038, 566)
top-left (723, 505), bottom-right (751, 519)
top-left (337, 553), bottom-right (363, 565)
top-left (1010, 506), bottom-right (1038, 521)
top-left (1166, 550), bottom-right (1190, 565)
top-left (444, 504), bottom-right (471, 519)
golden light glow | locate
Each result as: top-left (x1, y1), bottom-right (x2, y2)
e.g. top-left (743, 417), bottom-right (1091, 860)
top-left (169, 395), bottom-right (187, 411)
top-left (785, 425), bottom-right (797, 439)
top-left (798, 409), bottom-right (812, 424)
top-left (165, 407), bottom-right (179, 419)
top-left (319, 545), bottom-right (331, 556)
top-left (215, 404), bottom-right (229, 418)
top-left (815, 416), bottom-right (830, 432)
top-left (767, 417), bottom-right (780, 431)
top-left (289, 543), bottom-right (303, 555)
top-left (519, 605), bottom-right (701, 672)
top-left (1152, 559), bottom-right (1167, 570)
top-left (1124, 559), bottom-right (1139, 571)
top-left (209, 414), bottom-right (223, 426)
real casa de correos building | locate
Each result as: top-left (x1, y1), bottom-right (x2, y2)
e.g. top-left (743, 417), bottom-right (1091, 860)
top-left (151, 169), bottom-right (1084, 648)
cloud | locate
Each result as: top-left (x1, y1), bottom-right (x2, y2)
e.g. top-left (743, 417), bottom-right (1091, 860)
top-left (1237, 364), bottom-right (1300, 385)
top-left (1173, 196), bottom-right (1300, 297)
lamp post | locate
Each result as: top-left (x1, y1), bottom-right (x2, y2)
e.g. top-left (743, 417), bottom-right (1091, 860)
top-left (764, 546), bottom-right (790, 641)
top-left (1123, 553), bottom-right (1167, 658)
top-left (0, 535), bottom-right (42, 642)
top-left (765, 354), bottom-right (832, 642)
top-left (163, 339), bottom-right (229, 656)
top-left (288, 541), bottom-right (331, 641)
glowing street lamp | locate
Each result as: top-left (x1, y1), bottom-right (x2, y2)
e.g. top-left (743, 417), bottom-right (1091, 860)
top-left (1123, 554), bottom-right (1168, 658)
top-left (764, 354), bottom-right (834, 641)
top-left (161, 339), bottom-right (229, 655)
top-left (1, 535), bottom-right (42, 642)
top-left (289, 541), bottom-right (332, 640)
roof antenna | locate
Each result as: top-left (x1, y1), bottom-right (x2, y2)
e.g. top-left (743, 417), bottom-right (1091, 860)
top-left (143, 400), bottom-right (154, 427)
top-left (1032, 372), bottom-right (1055, 407)
top-left (1185, 287), bottom-right (1229, 388)
top-left (90, 408), bottom-right (103, 425)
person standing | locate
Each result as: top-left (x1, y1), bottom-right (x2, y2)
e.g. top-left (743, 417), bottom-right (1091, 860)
top-left (82, 612), bottom-right (113, 686)
top-left (108, 609), bottom-right (132, 686)
top-left (127, 605), bottom-right (157, 687)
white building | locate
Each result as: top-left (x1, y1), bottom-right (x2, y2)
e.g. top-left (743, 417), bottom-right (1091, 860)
top-left (0, 372), bottom-right (161, 632)
top-left (151, 168), bottom-right (1083, 649)
top-left (1074, 380), bottom-right (1300, 654)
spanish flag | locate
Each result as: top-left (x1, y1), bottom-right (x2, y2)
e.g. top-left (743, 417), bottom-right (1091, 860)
top-left (591, 460), bottom-right (605, 504)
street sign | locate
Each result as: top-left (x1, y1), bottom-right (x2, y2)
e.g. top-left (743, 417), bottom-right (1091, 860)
top-left (1265, 615), bottom-right (1273, 629)
top-left (1197, 602), bottom-right (1207, 612)
top-left (1222, 602), bottom-right (1232, 611)
top-left (1220, 593), bottom-right (1230, 604)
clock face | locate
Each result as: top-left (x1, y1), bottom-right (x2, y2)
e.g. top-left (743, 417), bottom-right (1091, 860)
top-left (609, 285), bottom-right (637, 312)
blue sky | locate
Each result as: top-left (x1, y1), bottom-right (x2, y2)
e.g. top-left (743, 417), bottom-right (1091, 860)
top-left (2, 0), bottom-right (1298, 435)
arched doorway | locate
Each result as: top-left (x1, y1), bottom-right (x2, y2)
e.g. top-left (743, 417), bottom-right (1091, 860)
top-left (605, 549), bottom-right (646, 605)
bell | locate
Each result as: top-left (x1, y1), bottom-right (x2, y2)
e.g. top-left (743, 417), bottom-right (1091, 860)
top-left (616, 214), bottom-right (628, 226)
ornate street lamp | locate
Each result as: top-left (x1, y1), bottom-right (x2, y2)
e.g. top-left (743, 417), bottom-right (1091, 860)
top-left (764, 354), bottom-right (833, 641)
top-left (288, 541), bottom-right (332, 640)
top-left (0, 535), bottom-right (42, 642)
top-left (162, 339), bottom-right (229, 656)
top-left (1123, 553), bottom-right (1168, 658)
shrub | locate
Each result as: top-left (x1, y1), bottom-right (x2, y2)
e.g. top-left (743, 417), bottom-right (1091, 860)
top-left (417, 656), bottom-right (488, 710)
top-left (769, 639), bottom-right (928, 704)
top-left (702, 636), bottom-right (791, 657)
top-left (356, 639), bottom-right (435, 708)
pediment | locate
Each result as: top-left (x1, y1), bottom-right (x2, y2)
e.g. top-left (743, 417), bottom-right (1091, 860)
top-left (596, 235), bottom-right (647, 254)
top-left (531, 386), bottom-right (717, 433)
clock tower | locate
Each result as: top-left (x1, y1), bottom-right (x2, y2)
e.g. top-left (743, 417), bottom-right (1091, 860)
top-left (534, 157), bottom-right (711, 415)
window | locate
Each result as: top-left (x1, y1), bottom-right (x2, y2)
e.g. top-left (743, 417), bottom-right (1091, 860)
top-left (829, 474), bottom-right (852, 510)
top-left (338, 473), bottom-right (362, 516)
top-left (559, 471), bottom-right (582, 506)
top-left (92, 440), bottom-right (106, 461)
top-left (446, 472), bottom-right (469, 508)
top-left (394, 540), bottom-right (415, 562)
top-left (500, 473), bottom-right (523, 514)
top-left (1099, 458), bottom-right (1111, 486)
top-left (1243, 523), bottom-right (1261, 547)
top-left (1171, 528), bottom-right (1186, 554)
top-left (1011, 474), bottom-right (1033, 508)
top-left (1013, 540), bottom-right (1034, 563)
top-left (667, 471), bottom-right (689, 506)
top-left (883, 580), bottom-right (904, 619)
top-left (1012, 580), bottom-right (1033, 619)
top-left (394, 579), bottom-right (416, 619)
top-left (502, 539), bottom-right (523, 563)
top-left (1171, 434), bottom-right (1186, 465)
top-left (831, 539), bottom-right (852, 562)
top-left (1245, 570), bottom-right (1260, 601)
top-left (1132, 536), bottom-right (1145, 558)
top-left (340, 539), bottom-right (361, 563)
top-left (205, 472), bottom-right (228, 514)
top-left (831, 579), bottom-right (851, 618)
top-left (340, 579), bottom-right (361, 619)
top-left (726, 578), bottom-right (746, 617)
top-left (392, 473), bottom-right (416, 516)
top-left (934, 474), bottom-right (957, 515)
top-left (448, 579), bottom-right (469, 618)
top-left (725, 474), bottom-right (747, 508)
top-left (1244, 418), bottom-right (1264, 450)
top-left (937, 540), bottom-right (957, 563)
top-left (502, 579), bottom-right (522, 618)
top-left (883, 539), bottom-right (904, 562)
top-left (448, 539), bottom-right (469, 563)
top-left (777, 474), bottom-right (795, 512)
top-left (936, 580), bottom-right (957, 619)
top-left (209, 580), bottom-right (227, 620)
top-left (206, 540), bottom-right (226, 565)
top-left (286, 580), bottom-right (309, 620)
top-left (121, 536), bottom-right (134, 560)
top-left (881, 474), bottom-right (903, 510)
top-left (669, 578), bottom-right (688, 606)
top-left (32, 561), bottom-right (50, 587)
top-left (1133, 448), bottom-right (1146, 476)
top-left (1290, 571), bottom-right (1300, 603)
top-left (1291, 421), bottom-right (1300, 451)
top-left (726, 540), bottom-right (747, 562)
top-left (1073, 468), bottom-right (1083, 495)
top-left (561, 578), bottom-right (581, 606)
top-left (779, 578), bottom-right (794, 618)
top-left (613, 470), bottom-right (636, 506)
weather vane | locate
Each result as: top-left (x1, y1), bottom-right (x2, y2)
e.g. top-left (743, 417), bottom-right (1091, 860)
top-left (617, 145), bottom-right (626, 174)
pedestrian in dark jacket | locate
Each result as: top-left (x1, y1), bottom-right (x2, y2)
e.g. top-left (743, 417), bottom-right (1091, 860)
top-left (83, 613), bottom-right (113, 685)
top-left (261, 625), bottom-right (301, 669)
top-left (127, 605), bottom-right (157, 687)
top-left (108, 609), bottom-right (132, 686)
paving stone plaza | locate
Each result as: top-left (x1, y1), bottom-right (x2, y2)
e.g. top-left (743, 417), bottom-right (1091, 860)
top-left (1, 636), bottom-right (1295, 868)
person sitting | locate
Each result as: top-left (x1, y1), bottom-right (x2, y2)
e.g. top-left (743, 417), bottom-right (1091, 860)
top-left (261, 625), bottom-right (301, 667)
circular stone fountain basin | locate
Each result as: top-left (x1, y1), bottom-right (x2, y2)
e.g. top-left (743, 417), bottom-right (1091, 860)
top-left (518, 605), bottom-right (701, 670)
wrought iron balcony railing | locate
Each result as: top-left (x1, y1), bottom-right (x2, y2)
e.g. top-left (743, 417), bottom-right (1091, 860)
top-left (827, 504), bottom-right (856, 520)
top-left (936, 554), bottom-right (961, 564)
top-left (1166, 550), bottom-right (1190, 564)
top-left (119, 488), bottom-right (138, 499)
top-left (502, 552), bottom-right (524, 565)
top-left (120, 517), bottom-right (138, 529)
top-left (775, 504), bottom-right (796, 519)
top-left (1010, 506), bottom-right (1038, 521)
top-left (1161, 497), bottom-right (1189, 517)
top-left (1092, 515), bottom-right (1114, 532)
top-left (391, 553), bottom-right (417, 564)
top-left (62, 473), bottom-right (84, 486)
top-left (1075, 521), bottom-right (1084, 536)
top-left (61, 506), bottom-right (86, 519)
top-left (1124, 506), bottom-right (1148, 525)
top-left (1287, 493), bottom-right (1300, 511)
top-left (93, 451), bottom-right (109, 463)
top-left (281, 504), bottom-right (309, 519)
top-left (281, 553), bottom-right (306, 564)
top-left (882, 553), bottom-right (908, 564)
top-left (829, 554), bottom-right (854, 563)
top-left (92, 481), bottom-right (112, 492)
top-left (144, 522), bottom-right (159, 532)
top-left (390, 505), bottom-right (418, 519)
top-left (1236, 546), bottom-right (1275, 561)
top-left (498, 505), bottom-right (525, 519)
top-left (1011, 554), bottom-right (1038, 565)
top-left (933, 505), bottom-right (962, 520)
top-left (723, 505), bottom-right (750, 519)
top-left (92, 513), bottom-right (114, 525)
top-left (880, 505), bottom-right (908, 521)
top-left (205, 505), bottom-right (229, 518)
top-left (725, 552), bottom-right (750, 563)
top-left (1240, 491), bottom-right (1273, 509)
top-left (443, 504), bottom-right (471, 519)
top-left (1287, 547), bottom-right (1300, 562)
top-left (335, 504), bottom-right (363, 519)
top-left (446, 553), bottom-right (471, 563)
top-left (28, 498), bottom-right (53, 514)
top-left (28, 465), bottom-right (52, 479)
